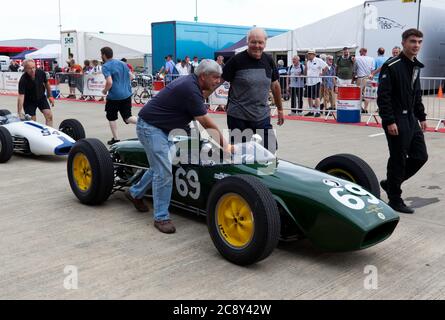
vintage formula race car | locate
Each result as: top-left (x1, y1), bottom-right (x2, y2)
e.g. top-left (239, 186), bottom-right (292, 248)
top-left (66, 131), bottom-right (399, 266)
top-left (0, 109), bottom-right (85, 163)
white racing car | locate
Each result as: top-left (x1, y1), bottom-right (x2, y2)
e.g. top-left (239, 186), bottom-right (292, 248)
top-left (0, 109), bottom-right (85, 163)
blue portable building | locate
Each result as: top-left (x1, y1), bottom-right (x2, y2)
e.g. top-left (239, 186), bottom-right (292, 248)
top-left (151, 21), bottom-right (288, 73)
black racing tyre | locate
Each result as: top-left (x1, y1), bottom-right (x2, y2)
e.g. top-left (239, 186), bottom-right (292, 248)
top-left (0, 109), bottom-right (11, 116)
top-left (59, 119), bottom-right (86, 141)
top-left (316, 154), bottom-right (380, 198)
top-left (206, 175), bottom-right (281, 266)
top-left (0, 127), bottom-right (13, 163)
top-left (67, 138), bottom-right (115, 205)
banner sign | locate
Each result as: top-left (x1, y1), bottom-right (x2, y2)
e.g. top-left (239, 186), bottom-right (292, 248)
top-left (82, 73), bottom-right (106, 97)
top-left (2, 72), bottom-right (22, 92)
top-left (209, 82), bottom-right (230, 105)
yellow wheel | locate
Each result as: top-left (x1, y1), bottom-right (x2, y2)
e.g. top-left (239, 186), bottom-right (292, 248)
top-left (207, 175), bottom-right (280, 266)
top-left (67, 139), bottom-right (115, 205)
top-left (326, 168), bottom-right (357, 183)
top-left (216, 193), bottom-right (254, 249)
top-left (316, 154), bottom-right (380, 198)
top-left (72, 153), bottom-right (93, 192)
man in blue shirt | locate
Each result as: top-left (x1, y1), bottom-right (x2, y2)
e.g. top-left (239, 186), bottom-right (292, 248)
top-left (101, 46), bottom-right (136, 145)
top-left (127, 59), bottom-right (233, 234)
top-left (371, 47), bottom-right (389, 83)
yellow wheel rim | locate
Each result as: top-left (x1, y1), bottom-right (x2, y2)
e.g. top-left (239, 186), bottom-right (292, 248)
top-left (327, 168), bottom-right (357, 183)
top-left (216, 193), bottom-right (254, 249)
top-left (72, 153), bottom-right (93, 192)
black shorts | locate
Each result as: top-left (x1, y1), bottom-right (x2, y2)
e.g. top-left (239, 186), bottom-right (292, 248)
top-left (105, 96), bottom-right (132, 122)
top-left (24, 98), bottom-right (50, 117)
top-left (307, 83), bottom-right (321, 99)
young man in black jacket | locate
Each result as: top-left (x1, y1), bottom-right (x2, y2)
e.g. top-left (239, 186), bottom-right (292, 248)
top-left (377, 29), bottom-right (428, 214)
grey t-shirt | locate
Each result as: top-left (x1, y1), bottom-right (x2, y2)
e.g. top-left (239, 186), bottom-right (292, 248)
top-left (222, 50), bottom-right (279, 121)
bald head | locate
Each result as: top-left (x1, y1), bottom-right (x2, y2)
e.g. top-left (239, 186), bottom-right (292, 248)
top-left (247, 28), bottom-right (267, 60)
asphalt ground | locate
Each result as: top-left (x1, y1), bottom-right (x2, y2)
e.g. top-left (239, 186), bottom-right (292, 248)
top-left (0, 94), bottom-right (444, 299)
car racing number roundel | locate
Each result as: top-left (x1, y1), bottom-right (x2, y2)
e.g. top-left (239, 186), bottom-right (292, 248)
top-left (175, 168), bottom-right (201, 200)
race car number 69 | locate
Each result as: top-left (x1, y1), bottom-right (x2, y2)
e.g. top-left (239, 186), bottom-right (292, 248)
top-left (329, 184), bottom-right (380, 210)
top-left (175, 168), bottom-right (201, 200)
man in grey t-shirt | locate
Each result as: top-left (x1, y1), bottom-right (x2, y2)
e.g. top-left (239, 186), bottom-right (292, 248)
top-left (222, 28), bottom-right (284, 152)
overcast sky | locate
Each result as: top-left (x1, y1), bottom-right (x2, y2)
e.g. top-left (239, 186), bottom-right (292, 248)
top-left (1, 0), bottom-right (365, 40)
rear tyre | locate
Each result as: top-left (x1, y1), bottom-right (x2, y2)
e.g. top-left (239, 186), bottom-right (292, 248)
top-left (207, 175), bottom-right (281, 266)
top-left (139, 90), bottom-right (151, 105)
top-left (67, 138), bottom-right (115, 205)
top-left (316, 153), bottom-right (380, 198)
top-left (59, 119), bottom-right (86, 141)
top-left (0, 109), bottom-right (12, 117)
top-left (0, 127), bottom-right (13, 163)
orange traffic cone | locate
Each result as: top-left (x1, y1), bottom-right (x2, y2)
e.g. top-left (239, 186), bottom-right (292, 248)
top-left (438, 85), bottom-right (444, 98)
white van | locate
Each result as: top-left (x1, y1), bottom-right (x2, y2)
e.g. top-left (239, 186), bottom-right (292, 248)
top-left (0, 55), bottom-right (11, 71)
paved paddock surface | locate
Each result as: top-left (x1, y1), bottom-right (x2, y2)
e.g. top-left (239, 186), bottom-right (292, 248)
top-left (0, 95), bottom-right (444, 300)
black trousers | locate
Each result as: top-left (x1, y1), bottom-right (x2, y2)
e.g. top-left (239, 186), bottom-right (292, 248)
top-left (290, 87), bottom-right (304, 113)
top-left (384, 114), bottom-right (428, 202)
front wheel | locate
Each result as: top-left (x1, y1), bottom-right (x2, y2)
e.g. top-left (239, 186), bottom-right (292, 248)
top-left (316, 154), bottom-right (380, 198)
top-left (207, 175), bottom-right (281, 266)
top-left (67, 138), bottom-right (115, 205)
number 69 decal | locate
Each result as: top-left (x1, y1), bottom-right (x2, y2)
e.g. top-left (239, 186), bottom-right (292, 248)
top-left (324, 179), bottom-right (379, 210)
top-left (175, 168), bottom-right (201, 200)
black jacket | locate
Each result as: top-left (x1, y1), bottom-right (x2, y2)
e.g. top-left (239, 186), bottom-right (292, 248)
top-left (377, 52), bottom-right (426, 127)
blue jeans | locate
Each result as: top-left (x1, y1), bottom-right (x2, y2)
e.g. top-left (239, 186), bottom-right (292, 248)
top-left (129, 119), bottom-right (175, 221)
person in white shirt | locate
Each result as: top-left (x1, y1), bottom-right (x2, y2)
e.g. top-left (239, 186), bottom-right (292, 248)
top-left (176, 60), bottom-right (189, 76)
top-left (354, 48), bottom-right (375, 113)
top-left (304, 49), bottom-right (328, 117)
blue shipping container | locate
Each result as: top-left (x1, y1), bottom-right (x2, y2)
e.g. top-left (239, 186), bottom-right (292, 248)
top-left (152, 21), bottom-right (288, 73)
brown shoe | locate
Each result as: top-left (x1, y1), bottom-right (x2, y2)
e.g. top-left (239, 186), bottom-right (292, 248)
top-left (125, 190), bottom-right (149, 212)
top-left (154, 220), bottom-right (176, 234)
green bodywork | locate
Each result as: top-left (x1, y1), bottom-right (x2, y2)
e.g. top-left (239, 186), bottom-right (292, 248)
top-left (110, 137), bottom-right (399, 252)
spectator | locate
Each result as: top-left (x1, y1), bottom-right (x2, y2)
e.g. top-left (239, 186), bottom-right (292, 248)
top-left (286, 55), bottom-right (305, 115)
top-left (127, 59), bottom-right (233, 234)
top-left (222, 27), bottom-right (284, 152)
top-left (354, 48), bottom-right (375, 113)
top-left (322, 55), bottom-right (337, 111)
top-left (161, 55), bottom-right (176, 83)
top-left (304, 49), bottom-right (328, 118)
top-left (191, 56), bottom-right (199, 74)
top-left (336, 47), bottom-right (354, 85)
top-left (216, 55), bottom-right (225, 68)
top-left (185, 56), bottom-right (192, 74)
top-left (370, 47), bottom-right (389, 82)
top-left (378, 29), bottom-right (428, 214)
top-left (100, 46), bottom-right (137, 145)
top-left (392, 46), bottom-right (401, 57)
top-left (17, 59), bottom-right (55, 126)
top-left (8, 60), bottom-right (20, 72)
top-left (92, 60), bottom-right (102, 73)
top-left (80, 60), bottom-right (94, 101)
top-left (176, 60), bottom-right (189, 76)
top-left (67, 59), bottom-right (82, 99)
top-left (121, 58), bottom-right (134, 73)
top-left (277, 59), bottom-right (287, 76)
top-left (53, 61), bottom-right (62, 74)
top-left (66, 53), bottom-right (74, 69)
top-left (92, 60), bottom-right (104, 101)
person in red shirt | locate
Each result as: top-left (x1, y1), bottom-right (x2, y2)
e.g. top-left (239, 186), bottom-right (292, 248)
top-left (121, 58), bottom-right (134, 73)
top-left (67, 59), bottom-right (83, 99)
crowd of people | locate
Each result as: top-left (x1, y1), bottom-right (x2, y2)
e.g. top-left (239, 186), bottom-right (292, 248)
top-left (281, 45), bottom-right (403, 117)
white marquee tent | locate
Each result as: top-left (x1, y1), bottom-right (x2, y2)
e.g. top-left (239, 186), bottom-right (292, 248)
top-left (25, 43), bottom-right (61, 60)
top-left (237, 5), bottom-right (365, 61)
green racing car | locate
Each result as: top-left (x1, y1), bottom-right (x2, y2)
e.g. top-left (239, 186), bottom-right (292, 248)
top-left (66, 130), bottom-right (399, 266)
